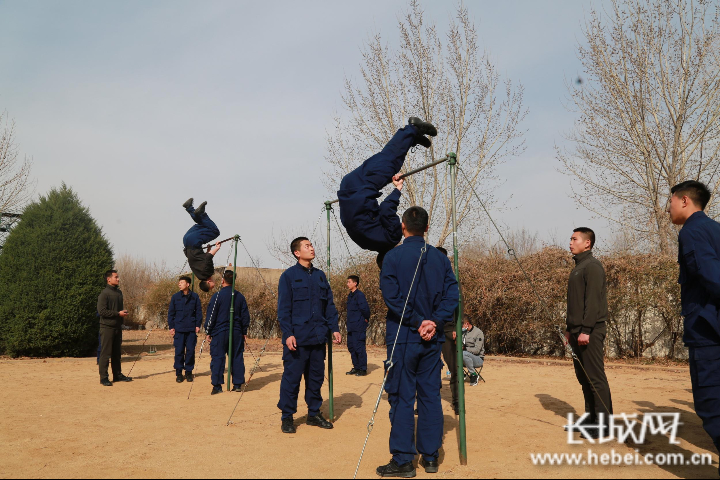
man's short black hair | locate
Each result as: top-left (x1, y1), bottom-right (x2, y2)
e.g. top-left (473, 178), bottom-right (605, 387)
top-left (348, 275), bottom-right (360, 286)
top-left (573, 227), bottom-right (596, 249)
top-left (104, 269), bottom-right (117, 281)
top-left (199, 280), bottom-right (210, 292)
top-left (402, 206), bottom-right (429, 236)
top-left (179, 276), bottom-right (192, 284)
top-left (437, 247), bottom-right (448, 256)
top-left (291, 237), bottom-right (309, 260)
top-left (671, 180), bottom-right (711, 210)
top-left (223, 270), bottom-right (235, 285)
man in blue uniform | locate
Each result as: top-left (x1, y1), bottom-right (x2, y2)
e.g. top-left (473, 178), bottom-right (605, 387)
top-left (204, 270), bottom-right (251, 395)
top-left (377, 206), bottom-right (459, 477)
top-left (168, 276), bottom-right (203, 383)
top-left (182, 198), bottom-right (222, 292)
top-left (338, 118), bottom-right (437, 264)
top-left (668, 180), bottom-right (720, 466)
top-left (345, 275), bottom-right (371, 377)
top-left (277, 237), bottom-right (342, 434)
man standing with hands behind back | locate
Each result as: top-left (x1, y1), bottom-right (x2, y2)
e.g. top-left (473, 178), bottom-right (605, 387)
top-left (97, 270), bottom-right (133, 387)
top-left (565, 228), bottom-right (612, 439)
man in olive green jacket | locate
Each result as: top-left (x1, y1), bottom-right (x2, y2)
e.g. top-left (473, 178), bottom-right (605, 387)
top-left (97, 270), bottom-right (133, 386)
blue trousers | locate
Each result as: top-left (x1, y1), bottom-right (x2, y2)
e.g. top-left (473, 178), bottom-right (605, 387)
top-left (339, 125), bottom-right (418, 193)
top-left (278, 344), bottom-right (326, 420)
top-left (385, 341), bottom-right (444, 465)
top-left (338, 126), bottom-right (417, 252)
top-left (173, 331), bottom-right (197, 373)
top-left (183, 206), bottom-right (220, 249)
top-left (689, 346), bottom-right (720, 454)
top-left (209, 330), bottom-right (245, 388)
top-left (347, 331), bottom-right (368, 371)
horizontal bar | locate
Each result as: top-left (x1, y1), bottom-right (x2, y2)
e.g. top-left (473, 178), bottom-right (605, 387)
top-left (202, 236), bottom-right (237, 250)
top-left (325, 155), bottom-right (451, 205)
top-left (398, 155), bottom-right (450, 180)
top-left (0, 212), bottom-right (21, 218)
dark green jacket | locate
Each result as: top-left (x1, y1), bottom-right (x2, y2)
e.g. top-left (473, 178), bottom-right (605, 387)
top-left (97, 285), bottom-right (124, 328)
top-left (566, 250), bottom-right (608, 334)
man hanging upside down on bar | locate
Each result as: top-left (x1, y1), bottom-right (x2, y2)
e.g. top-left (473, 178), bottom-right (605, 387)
top-left (182, 198), bottom-right (221, 292)
top-left (337, 117), bottom-right (437, 266)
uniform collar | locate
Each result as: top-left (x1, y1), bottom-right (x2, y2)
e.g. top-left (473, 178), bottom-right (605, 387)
top-left (295, 262), bottom-right (315, 273)
top-left (684, 210), bottom-right (707, 227)
top-left (403, 235), bottom-right (426, 244)
top-left (573, 250), bottom-right (593, 264)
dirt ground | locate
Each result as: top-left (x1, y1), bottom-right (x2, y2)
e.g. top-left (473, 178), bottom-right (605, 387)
top-left (0, 331), bottom-right (717, 479)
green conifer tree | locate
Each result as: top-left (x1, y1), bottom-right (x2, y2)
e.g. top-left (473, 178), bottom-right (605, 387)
top-left (0, 184), bottom-right (113, 356)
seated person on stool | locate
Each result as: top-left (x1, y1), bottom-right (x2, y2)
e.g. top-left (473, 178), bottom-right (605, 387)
top-left (462, 319), bottom-right (485, 386)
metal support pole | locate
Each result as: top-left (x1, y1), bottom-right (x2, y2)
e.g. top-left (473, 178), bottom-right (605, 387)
top-left (325, 201), bottom-right (335, 421)
top-left (449, 153), bottom-right (468, 465)
top-left (227, 236), bottom-right (239, 391)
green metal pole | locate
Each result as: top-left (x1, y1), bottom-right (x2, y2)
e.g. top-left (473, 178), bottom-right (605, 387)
top-left (449, 153), bottom-right (468, 465)
top-left (325, 201), bottom-right (335, 422)
top-left (227, 236), bottom-right (239, 391)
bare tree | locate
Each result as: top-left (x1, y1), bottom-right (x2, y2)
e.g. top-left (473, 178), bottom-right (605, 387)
top-left (559, 0), bottom-right (720, 255)
top-left (0, 112), bottom-right (33, 215)
top-left (324, 1), bottom-right (526, 248)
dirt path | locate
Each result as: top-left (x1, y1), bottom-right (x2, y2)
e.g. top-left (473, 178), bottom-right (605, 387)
top-left (0, 332), bottom-right (715, 479)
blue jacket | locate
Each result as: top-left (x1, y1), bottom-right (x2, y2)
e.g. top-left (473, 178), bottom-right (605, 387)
top-left (347, 289), bottom-right (371, 333)
top-left (338, 188), bottom-right (402, 252)
top-left (278, 262), bottom-right (340, 346)
top-left (380, 236), bottom-right (459, 344)
top-left (204, 286), bottom-right (250, 337)
top-left (679, 211), bottom-right (720, 347)
top-left (167, 290), bottom-right (203, 332)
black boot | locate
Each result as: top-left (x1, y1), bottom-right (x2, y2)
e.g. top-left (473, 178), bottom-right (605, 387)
top-left (185, 372), bottom-right (194, 383)
top-left (183, 198), bottom-right (193, 209)
top-left (211, 386), bottom-right (223, 395)
top-left (232, 384), bottom-right (244, 392)
top-left (408, 117), bottom-right (437, 136)
top-left (420, 457), bottom-right (439, 474)
top-left (306, 413), bottom-right (333, 429)
top-left (176, 374), bottom-right (185, 383)
top-left (355, 370), bottom-right (368, 377)
top-left (113, 373), bottom-right (132, 382)
top-left (100, 379), bottom-right (113, 387)
top-left (346, 368), bottom-right (358, 376)
top-left (376, 459), bottom-right (416, 478)
top-left (194, 201), bottom-right (207, 216)
top-left (414, 135), bottom-right (432, 149)
top-left (281, 417), bottom-right (296, 434)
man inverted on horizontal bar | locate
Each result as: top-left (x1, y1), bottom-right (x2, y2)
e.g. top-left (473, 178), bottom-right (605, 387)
top-left (337, 117), bottom-right (437, 267)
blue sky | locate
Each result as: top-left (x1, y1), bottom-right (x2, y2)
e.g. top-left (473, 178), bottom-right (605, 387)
top-left (0, 1), bottom-right (607, 270)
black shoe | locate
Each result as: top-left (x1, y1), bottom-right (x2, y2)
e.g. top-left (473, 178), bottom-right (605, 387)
top-left (419, 457), bottom-right (439, 474)
top-left (176, 375), bottom-right (185, 383)
top-left (211, 386), bottom-right (223, 395)
top-left (346, 368), bottom-right (358, 375)
top-left (194, 201), bottom-right (207, 216)
top-left (183, 197), bottom-right (193, 209)
top-left (281, 417), bottom-right (296, 434)
top-left (185, 372), bottom-right (193, 383)
top-left (355, 370), bottom-right (368, 377)
top-left (414, 135), bottom-right (432, 149)
top-left (100, 379), bottom-right (113, 387)
top-left (408, 117), bottom-right (437, 136)
top-left (564, 414), bottom-right (596, 432)
top-left (307, 413), bottom-right (333, 429)
top-left (453, 404), bottom-right (460, 416)
top-left (232, 384), bottom-right (244, 392)
top-left (415, 408), bottom-right (418, 416)
top-left (376, 459), bottom-right (416, 478)
top-left (113, 374), bottom-right (132, 382)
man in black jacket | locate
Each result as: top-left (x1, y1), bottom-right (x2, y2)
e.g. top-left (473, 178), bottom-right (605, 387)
top-left (565, 227), bottom-right (613, 438)
top-left (97, 270), bottom-right (132, 386)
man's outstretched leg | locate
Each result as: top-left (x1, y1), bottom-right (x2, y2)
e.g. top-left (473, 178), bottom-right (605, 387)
top-left (182, 199), bottom-right (220, 249)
